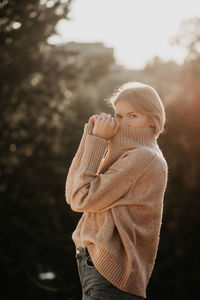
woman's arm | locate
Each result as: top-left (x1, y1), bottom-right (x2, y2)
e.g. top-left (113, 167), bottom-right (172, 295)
top-left (69, 133), bottom-right (157, 213)
top-left (65, 122), bottom-right (93, 205)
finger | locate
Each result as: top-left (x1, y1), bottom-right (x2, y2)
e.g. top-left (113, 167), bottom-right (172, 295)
top-left (88, 116), bottom-right (93, 123)
top-left (105, 115), bottom-right (112, 122)
top-left (89, 115), bottom-right (96, 121)
top-left (110, 117), bottom-right (115, 123)
top-left (114, 118), bottom-right (120, 132)
top-left (104, 113), bottom-right (112, 119)
top-left (101, 113), bottom-right (107, 119)
top-left (114, 116), bottom-right (120, 124)
top-left (98, 113), bottom-right (106, 121)
top-left (89, 114), bottom-right (98, 119)
top-left (89, 114), bottom-right (98, 124)
top-left (97, 114), bottom-right (102, 121)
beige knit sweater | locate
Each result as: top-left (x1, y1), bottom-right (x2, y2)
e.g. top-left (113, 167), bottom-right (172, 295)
top-left (65, 121), bottom-right (168, 298)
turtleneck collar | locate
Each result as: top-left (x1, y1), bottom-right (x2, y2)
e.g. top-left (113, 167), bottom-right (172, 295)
top-left (108, 126), bottom-right (158, 149)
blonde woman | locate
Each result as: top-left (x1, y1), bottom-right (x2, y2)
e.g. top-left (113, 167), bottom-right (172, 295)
top-left (65, 81), bottom-right (168, 299)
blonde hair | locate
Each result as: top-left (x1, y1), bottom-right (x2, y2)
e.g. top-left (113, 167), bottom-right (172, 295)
top-left (105, 81), bottom-right (166, 138)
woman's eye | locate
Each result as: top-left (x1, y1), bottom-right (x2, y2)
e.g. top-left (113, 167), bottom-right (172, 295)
top-left (115, 115), bottom-right (121, 118)
top-left (130, 114), bottom-right (137, 118)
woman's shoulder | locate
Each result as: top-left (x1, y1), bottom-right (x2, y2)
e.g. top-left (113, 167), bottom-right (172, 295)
top-left (120, 146), bottom-right (155, 160)
top-left (120, 146), bottom-right (168, 172)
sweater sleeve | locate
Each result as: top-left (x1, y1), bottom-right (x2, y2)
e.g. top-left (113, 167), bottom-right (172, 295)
top-left (65, 122), bottom-right (93, 205)
top-left (69, 134), bottom-right (157, 213)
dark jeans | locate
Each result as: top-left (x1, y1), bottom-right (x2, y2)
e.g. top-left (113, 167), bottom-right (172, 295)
top-left (75, 247), bottom-right (145, 300)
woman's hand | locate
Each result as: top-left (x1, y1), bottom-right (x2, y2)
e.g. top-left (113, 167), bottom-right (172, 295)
top-left (88, 114), bottom-right (99, 126)
top-left (90, 112), bottom-right (120, 140)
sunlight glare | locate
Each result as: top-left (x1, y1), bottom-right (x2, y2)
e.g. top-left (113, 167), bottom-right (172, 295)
top-left (54, 0), bottom-right (199, 69)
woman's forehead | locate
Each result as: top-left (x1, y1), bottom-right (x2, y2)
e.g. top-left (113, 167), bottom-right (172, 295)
top-left (114, 100), bottom-right (137, 113)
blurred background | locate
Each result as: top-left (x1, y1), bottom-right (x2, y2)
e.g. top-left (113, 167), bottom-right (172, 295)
top-left (0, 0), bottom-right (200, 299)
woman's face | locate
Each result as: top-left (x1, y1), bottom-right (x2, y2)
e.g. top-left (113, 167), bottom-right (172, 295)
top-left (114, 100), bottom-right (154, 129)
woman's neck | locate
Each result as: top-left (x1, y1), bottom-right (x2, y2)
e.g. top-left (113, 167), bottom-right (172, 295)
top-left (97, 126), bottom-right (158, 174)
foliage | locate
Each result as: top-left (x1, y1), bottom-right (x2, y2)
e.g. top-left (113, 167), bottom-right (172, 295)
top-left (0, 1), bottom-right (113, 298)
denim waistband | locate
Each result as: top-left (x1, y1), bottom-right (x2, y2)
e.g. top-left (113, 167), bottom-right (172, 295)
top-left (76, 247), bottom-right (89, 256)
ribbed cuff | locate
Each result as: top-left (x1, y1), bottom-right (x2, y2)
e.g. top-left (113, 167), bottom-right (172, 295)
top-left (80, 134), bottom-right (108, 172)
top-left (84, 122), bottom-right (93, 135)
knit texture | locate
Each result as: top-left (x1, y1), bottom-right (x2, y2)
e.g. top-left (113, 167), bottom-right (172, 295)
top-left (65, 122), bottom-right (168, 298)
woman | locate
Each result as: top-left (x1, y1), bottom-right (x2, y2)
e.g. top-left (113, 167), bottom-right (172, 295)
top-left (65, 81), bottom-right (168, 299)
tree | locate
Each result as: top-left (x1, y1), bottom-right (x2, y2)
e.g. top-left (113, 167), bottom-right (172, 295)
top-left (170, 17), bottom-right (200, 62)
top-left (147, 17), bottom-right (200, 300)
top-left (0, 1), bottom-right (117, 299)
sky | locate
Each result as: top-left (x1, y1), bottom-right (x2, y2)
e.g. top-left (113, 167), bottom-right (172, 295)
top-left (49, 0), bottom-right (199, 70)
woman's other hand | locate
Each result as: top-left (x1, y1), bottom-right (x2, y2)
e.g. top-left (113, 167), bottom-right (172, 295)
top-left (91, 112), bottom-right (120, 140)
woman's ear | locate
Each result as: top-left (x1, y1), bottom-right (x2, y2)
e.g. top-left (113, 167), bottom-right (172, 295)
top-left (148, 116), bottom-right (155, 128)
